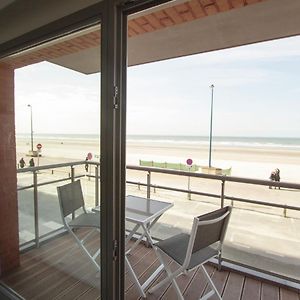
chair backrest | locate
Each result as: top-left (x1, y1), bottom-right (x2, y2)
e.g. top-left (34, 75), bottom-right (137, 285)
top-left (57, 180), bottom-right (85, 218)
top-left (190, 206), bottom-right (232, 254)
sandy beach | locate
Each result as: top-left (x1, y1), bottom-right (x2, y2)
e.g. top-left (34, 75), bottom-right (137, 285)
top-left (16, 135), bottom-right (300, 182)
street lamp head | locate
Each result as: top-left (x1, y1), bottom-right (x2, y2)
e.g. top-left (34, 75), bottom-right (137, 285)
top-left (27, 104), bottom-right (31, 108)
top-left (210, 84), bottom-right (214, 89)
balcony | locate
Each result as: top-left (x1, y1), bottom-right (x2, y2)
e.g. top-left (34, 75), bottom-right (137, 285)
top-left (0, 161), bottom-right (299, 299)
top-left (1, 229), bottom-right (299, 300)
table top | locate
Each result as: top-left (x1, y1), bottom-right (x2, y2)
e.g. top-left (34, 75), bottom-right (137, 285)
top-left (93, 195), bottom-right (173, 225)
top-left (126, 195), bottom-right (173, 224)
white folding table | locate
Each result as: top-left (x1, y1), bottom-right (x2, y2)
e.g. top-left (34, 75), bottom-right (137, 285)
top-left (93, 195), bottom-right (173, 297)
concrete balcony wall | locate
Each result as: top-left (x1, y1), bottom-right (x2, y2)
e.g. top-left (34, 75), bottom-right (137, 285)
top-left (0, 63), bottom-right (19, 275)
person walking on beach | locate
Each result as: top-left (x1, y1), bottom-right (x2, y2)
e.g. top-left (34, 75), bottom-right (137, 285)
top-left (269, 168), bottom-right (280, 189)
top-left (275, 168), bottom-right (280, 189)
top-left (19, 158), bottom-right (25, 168)
top-left (29, 158), bottom-right (35, 167)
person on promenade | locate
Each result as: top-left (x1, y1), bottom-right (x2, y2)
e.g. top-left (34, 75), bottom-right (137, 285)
top-left (19, 158), bottom-right (25, 168)
top-left (275, 168), bottom-right (280, 189)
top-left (29, 158), bottom-right (35, 167)
top-left (269, 168), bottom-right (280, 189)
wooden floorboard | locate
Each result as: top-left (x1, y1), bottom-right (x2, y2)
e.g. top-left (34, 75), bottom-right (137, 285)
top-left (202, 267), bottom-right (229, 300)
top-left (280, 288), bottom-right (300, 300)
top-left (1, 231), bottom-right (299, 300)
top-left (160, 266), bottom-right (197, 300)
top-left (183, 264), bottom-right (214, 299)
top-left (241, 277), bottom-right (261, 300)
top-left (261, 282), bottom-right (280, 300)
top-left (222, 272), bottom-right (245, 300)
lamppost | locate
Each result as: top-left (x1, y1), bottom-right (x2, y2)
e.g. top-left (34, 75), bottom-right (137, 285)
top-left (208, 84), bottom-right (214, 168)
top-left (27, 104), bottom-right (33, 153)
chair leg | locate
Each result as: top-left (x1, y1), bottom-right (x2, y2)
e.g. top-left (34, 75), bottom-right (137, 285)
top-left (218, 250), bottom-right (222, 271)
top-left (125, 256), bottom-right (146, 298)
top-left (164, 262), bottom-right (184, 300)
top-left (148, 250), bottom-right (184, 300)
top-left (70, 229), bottom-right (100, 272)
top-left (199, 265), bottom-right (222, 300)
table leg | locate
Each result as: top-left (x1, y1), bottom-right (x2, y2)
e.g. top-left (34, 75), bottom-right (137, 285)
top-left (125, 256), bottom-right (146, 298)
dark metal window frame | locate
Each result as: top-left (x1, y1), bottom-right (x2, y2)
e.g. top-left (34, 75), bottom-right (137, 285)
top-left (0, 2), bottom-right (124, 299)
top-left (0, 3), bottom-right (103, 59)
top-left (0, 1), bottom-right (175, 299)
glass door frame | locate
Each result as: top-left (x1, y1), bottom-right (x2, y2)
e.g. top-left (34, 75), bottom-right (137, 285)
top-left (0, 1), bottom-right (174, 299)
top-left (0, 2), bottom-right (123, 299)
top-left (106, 1), bottom-right (175, 298)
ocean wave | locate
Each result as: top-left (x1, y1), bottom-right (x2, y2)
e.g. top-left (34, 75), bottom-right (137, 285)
top-left (17, 134), bottom-right (300, 150)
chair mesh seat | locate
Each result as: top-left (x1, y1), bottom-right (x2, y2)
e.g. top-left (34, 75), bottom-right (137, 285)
top-left (156, 233), bottom-right (218, 270)
top-left (68, 212), bottom-right (100, 228)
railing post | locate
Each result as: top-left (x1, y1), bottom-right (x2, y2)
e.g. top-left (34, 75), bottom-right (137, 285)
top-left (187, 174), bottom-right (191, 200)
top-left (71, 166), bottom-right (75, 220)
top-left (147, 171), bottom-right (151, 199)
top-left (284, 207), bottom-right (287, 218)
top-left (146, 171), bottom-right (152, 247)
top-left (95, 165), bottom-right (99, 207)
top-left (221, 180), bottom-right (225, 208)
top-left (71, 166), bottom-right (75, 182)
top-left (33, 170), bottom-right (39, 248)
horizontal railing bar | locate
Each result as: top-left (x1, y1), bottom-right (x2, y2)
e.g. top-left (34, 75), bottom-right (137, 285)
top-left (17, 184), bottom-right (34, 191)
top-left (127, 180), bottom-right (300, 211)
top-left (151, 184), bottom-right (221, 199)
top-left (126, 181), bottom-right (220, 199)
top-left (18, 162), bottom-right (300, 190)
top-left (20, 226), bottom-right (67, 252)
top-left (17, 161), bottom-right (88, 173)
top-left (17, 175), bottom-right (85, 191)
top-left (225, 196), bottom-right (300, 211)
top-left (126, 180), bottom-right (146, 186)
top-left (126, 165), bottom-right (300, 190)
top-left (127, 180), bottom-right (219, 197)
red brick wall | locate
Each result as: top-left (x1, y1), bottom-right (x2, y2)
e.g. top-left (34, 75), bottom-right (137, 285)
top-left (0, 63), bottom-right (20, 275)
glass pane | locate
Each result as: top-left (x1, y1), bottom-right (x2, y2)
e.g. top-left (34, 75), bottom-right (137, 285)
top-left (1, 24), bottom-right (102, 299)
top-left (125, 1), bottom-right (300, 298)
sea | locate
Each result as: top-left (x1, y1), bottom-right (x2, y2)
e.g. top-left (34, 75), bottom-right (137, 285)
top-left (16, 133), bottom-right (300, 150)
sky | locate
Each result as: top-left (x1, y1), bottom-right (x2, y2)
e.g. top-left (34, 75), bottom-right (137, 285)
top-left (15, 35), bottom-right (300, 137)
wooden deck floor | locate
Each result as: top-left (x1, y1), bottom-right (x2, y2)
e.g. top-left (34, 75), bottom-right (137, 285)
top-left (1, 231), bottom-right (299, 300)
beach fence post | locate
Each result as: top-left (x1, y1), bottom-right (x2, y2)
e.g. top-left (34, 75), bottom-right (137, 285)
top-left (95, 165), bottom-right (99, 207)
top-left (33, 170), bottom-right (39, 248)
top-left (221, 180), bottom-right (225, 208)
top-left (147, 171), bottom-right (151, 199)
top-left (283, 206), bottom-right (287, 218)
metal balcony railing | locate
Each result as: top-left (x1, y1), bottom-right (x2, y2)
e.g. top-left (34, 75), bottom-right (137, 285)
top-left (17, 161), bottom-right (300, 289)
